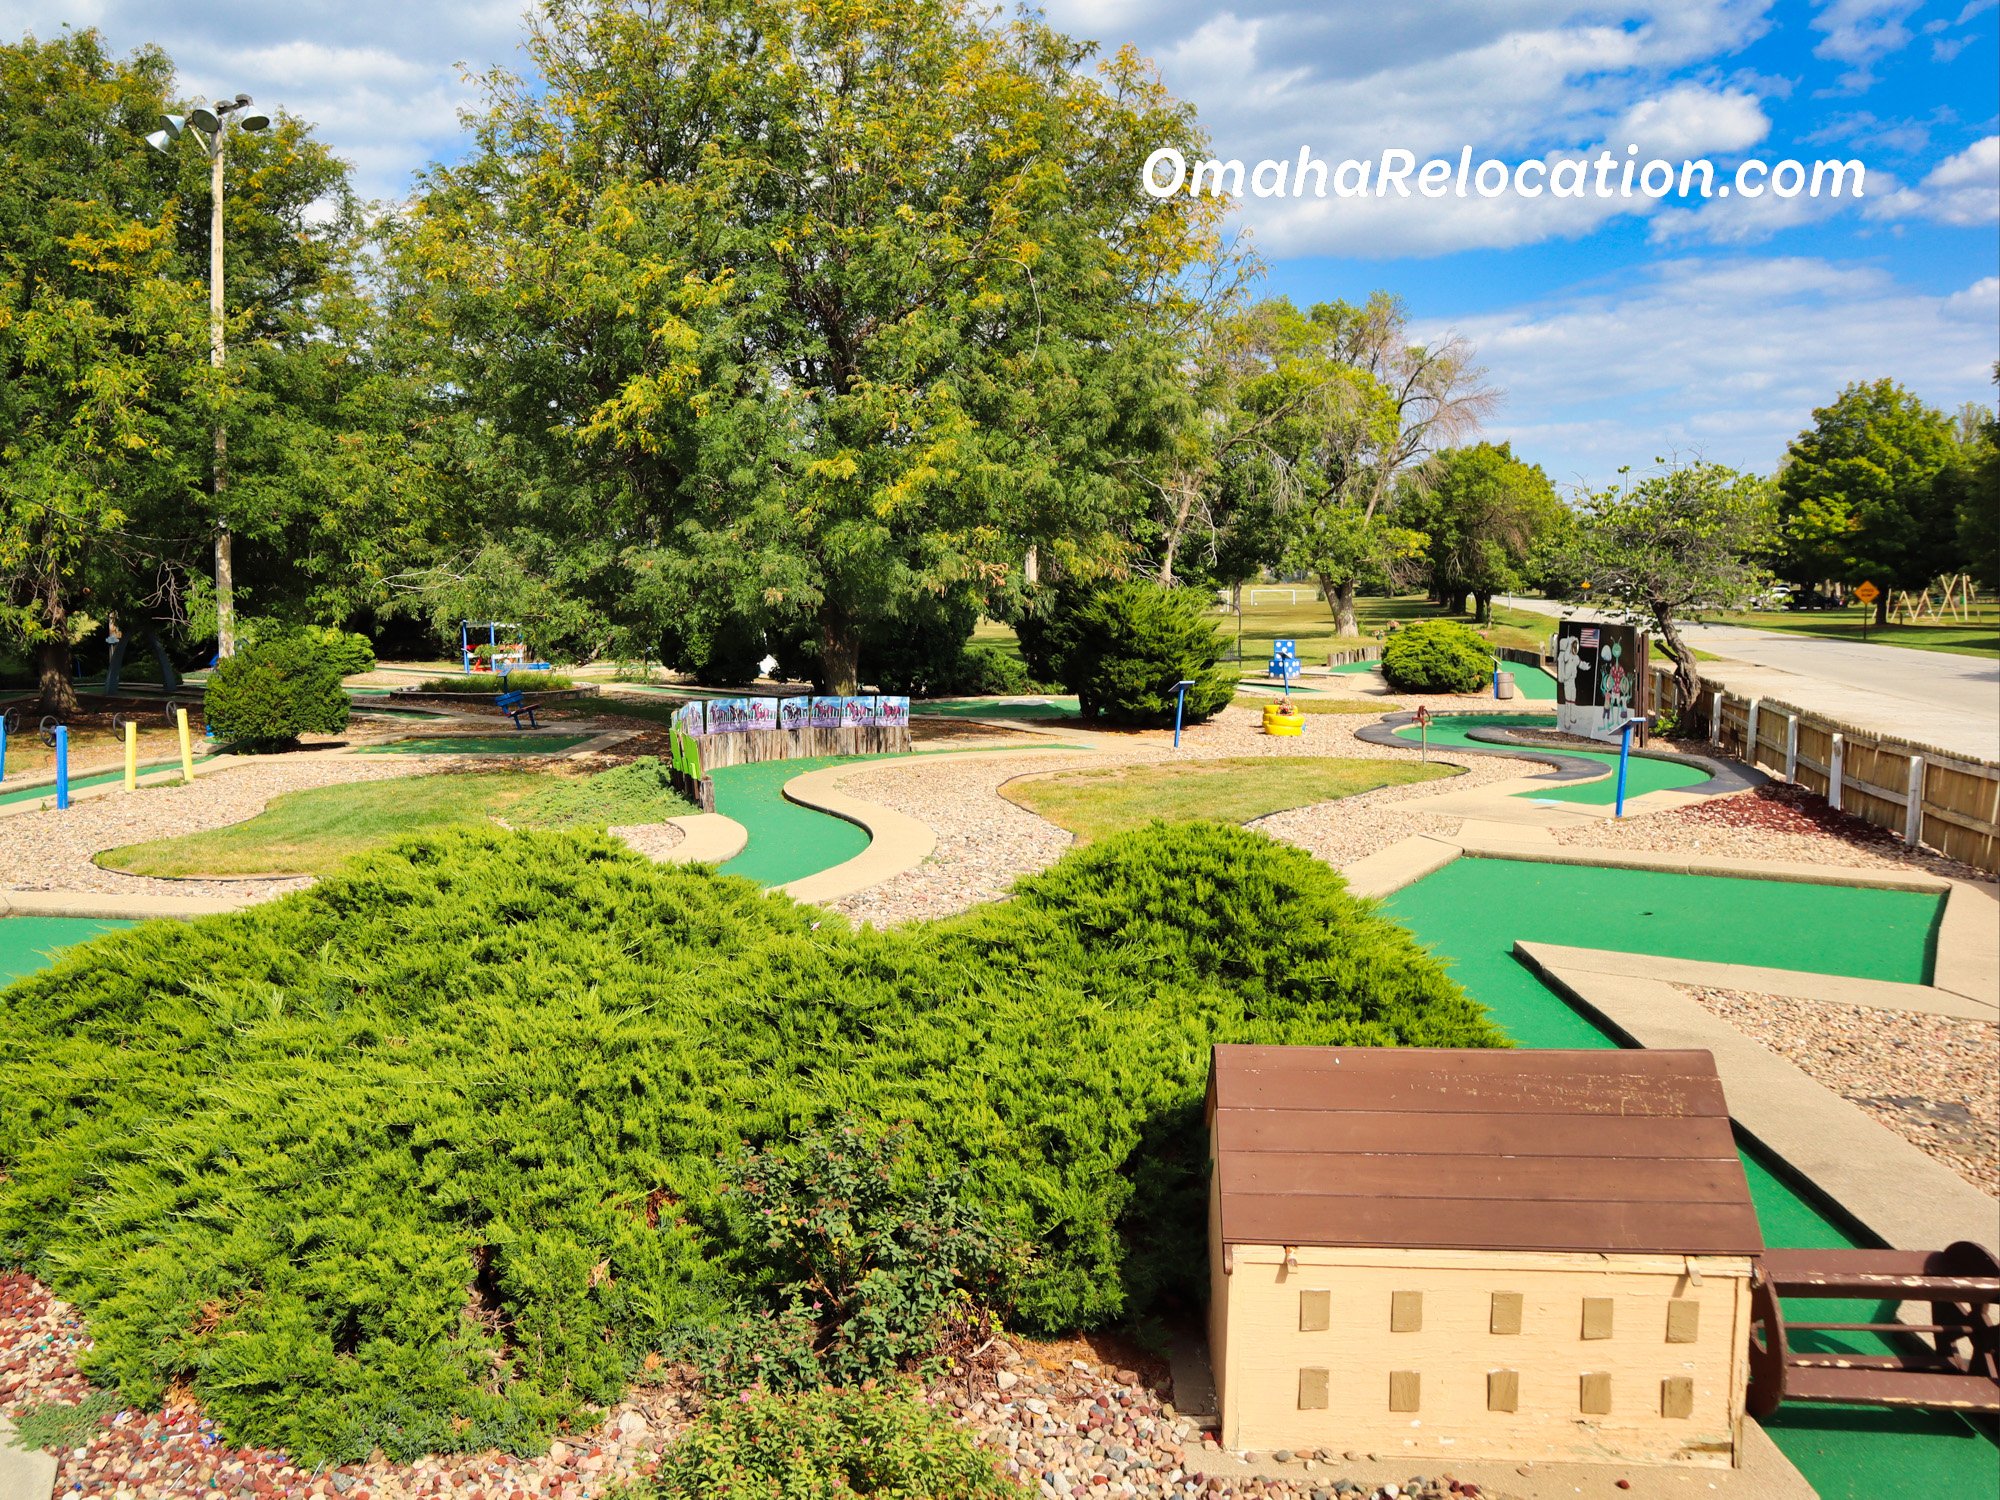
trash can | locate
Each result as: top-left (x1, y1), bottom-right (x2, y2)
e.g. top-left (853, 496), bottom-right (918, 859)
top-left (1494, 671), bottom-right (1516, 700)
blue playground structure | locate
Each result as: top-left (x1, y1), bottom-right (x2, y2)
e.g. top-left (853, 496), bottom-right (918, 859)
top-left (460, 621), bottom-right (551, 675)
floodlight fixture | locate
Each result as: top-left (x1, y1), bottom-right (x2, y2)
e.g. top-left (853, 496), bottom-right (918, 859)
top-left (240, 113), bottom-right (270, 132)
top-left (188, 106), bottom-right (221, 133)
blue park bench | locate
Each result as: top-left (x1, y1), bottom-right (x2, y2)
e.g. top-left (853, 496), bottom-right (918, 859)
top-left (495, 690), bottom-right (541, 728)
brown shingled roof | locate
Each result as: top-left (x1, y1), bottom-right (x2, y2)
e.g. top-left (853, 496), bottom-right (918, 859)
top-left (1206, 1045), bottom-right (1763, 1257)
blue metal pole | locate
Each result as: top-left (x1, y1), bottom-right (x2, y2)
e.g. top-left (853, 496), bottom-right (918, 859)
top-left (55, 725), bottom-right (69, 809)
top-left (1493, 663), bottom-right (1501, 698)
top-left (1614, 717), bottom-right (1635, 818)
top-left (1174, 684), bottom-right (1187, 748)
top-left (0, 713), bottom-right (7, 782)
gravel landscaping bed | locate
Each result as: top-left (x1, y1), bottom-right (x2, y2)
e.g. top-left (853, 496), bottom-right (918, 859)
top-left (1681, 985), bottom-right (1999, 1196)
top-left (1549, 781), bottom-right (1991, 882)
top-left (0, 753), bottom-right (480, 900)
top-left (1, 1272), bottom-right (1495, 1500)
top-left (823, 707), bottom-right (1524, 925)
top-left (608, 820), bottom-right (687, 862)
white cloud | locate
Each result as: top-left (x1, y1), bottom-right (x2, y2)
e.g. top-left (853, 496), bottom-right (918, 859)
top-left (1810, 0), bottom-right (1921, 76)
top-left (1867, 135), bottom-right (2000, 226)
top-left (1430, 259), bottom-right (2000, 486)
top-left (1614, 83), bottom-right (1770, 157)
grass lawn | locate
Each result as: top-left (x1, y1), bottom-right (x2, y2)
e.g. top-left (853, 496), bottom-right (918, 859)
top-left (1002, 755), bottom-right (1455, 842)
top-left (98, 761), bottom-right (694, 877)
top-left (972, 593), bottom-right (1566, 667)
top-left (99, 772), bottom-right (544, 876)
top-left (1701, 606), bottom-right (1998, 657)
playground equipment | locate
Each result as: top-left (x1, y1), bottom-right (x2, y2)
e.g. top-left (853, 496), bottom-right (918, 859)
top-left (1889, 573), bottom-right (1979, 626)
top-left (1747, 1242), bottom-right (2000, 1417)
top-left (460, 621), bottom-right (550, 674)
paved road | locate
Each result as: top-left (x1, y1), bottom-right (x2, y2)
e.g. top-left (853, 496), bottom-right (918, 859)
top-left (1499, 598), bottom-right (2000, 762)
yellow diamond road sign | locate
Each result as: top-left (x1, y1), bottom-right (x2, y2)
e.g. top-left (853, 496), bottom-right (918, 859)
top-left (1853, 580), bottom-right (1880, 604)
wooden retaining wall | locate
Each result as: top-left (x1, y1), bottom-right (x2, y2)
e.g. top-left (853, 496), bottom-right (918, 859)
top-left (1646, 662), bottom-right (1999, 874)
top-left (689, 725), bottom-right (911, 771)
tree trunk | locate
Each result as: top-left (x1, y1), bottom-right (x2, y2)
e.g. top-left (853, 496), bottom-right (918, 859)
top-left (818, 605), bottom-right (861, 695)
top-left (1474, 590), bottom-right (1492, 624)
top-left (1875, 596), bottom-right (1888, 628)
top-left (34, 640), bottom-right (78, 719)
top-left (1653, 611), bottom-right (1702, 737)
top-left (1319, 575), bottom-right (1358, 637)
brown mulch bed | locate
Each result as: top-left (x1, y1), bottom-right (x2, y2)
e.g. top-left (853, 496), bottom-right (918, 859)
top-left (1659, 781), bottom-right (1905, 846)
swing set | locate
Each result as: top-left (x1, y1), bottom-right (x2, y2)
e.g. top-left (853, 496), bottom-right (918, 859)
top-left (459, 621), bottom-right (551, 675)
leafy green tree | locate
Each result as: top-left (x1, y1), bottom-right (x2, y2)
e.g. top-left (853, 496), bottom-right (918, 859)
top-left (1570, 460), bottom-right (1776, 720)
top-left (1403, 441), bottom-right (1563, 622)
top-left (1266, 294), bottom-right (1495, 636)
top-left (1776, 379), bottom-right (1961, 623)
top-left (0, 29), bottom-right (418, 713)
top-left (395, 0), bottom-right (1225, 691)
top-left (1944, 371), bottom-right (1998, 588)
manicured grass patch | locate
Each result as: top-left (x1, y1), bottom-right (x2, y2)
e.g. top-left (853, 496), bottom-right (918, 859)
top-left (409, 671), bottom-right (576, 693)
top-left (1003, 755), bottom-right (1454, 842)
top-left (1288, 697), bottom-right (1404, 714)
top-left (1702, 608), bottom-right (1998, 657)
top-left (97, 760), bottom-right (695, 877)
top-left (0, 823), bottom-right (1499, 1464)
top-left (97, 772), bottom-right (544, 876)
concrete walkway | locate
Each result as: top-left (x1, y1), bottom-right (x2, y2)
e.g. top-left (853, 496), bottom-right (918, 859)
top-left (1498, 596), bottom-right (2000, 762)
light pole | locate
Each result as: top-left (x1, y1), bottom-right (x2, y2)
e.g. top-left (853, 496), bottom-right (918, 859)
top-left (146, 93), bottom-right (270, 658)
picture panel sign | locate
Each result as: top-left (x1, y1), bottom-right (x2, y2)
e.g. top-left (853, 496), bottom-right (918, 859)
top-left (1554, 619), bottom-right (1647, 741)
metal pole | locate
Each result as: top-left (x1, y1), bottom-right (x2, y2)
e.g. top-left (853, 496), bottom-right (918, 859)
top-left (1174, 685), bottom-right (1186, 748)
top-left (210, 127), bottom-right (234, 657)
top-left (1615, 717), bottom-right (1636, 818)
top-left (0, 714), bottom-right (7, 782)
top-left (55, 726), bottom-right (70, 809)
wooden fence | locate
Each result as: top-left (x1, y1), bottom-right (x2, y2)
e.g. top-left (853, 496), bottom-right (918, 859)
top-left (689, 724), bottom-right (911, 771)
top-left (1640, 661), bottom-right (2000, 874)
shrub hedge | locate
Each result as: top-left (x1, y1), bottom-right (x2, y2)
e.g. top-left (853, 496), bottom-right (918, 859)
top-left (0, 822), bottom-right (1500, 1463)
top-left (201, 632), bottom-right (351, 749)
top-left (647, 1385), bottom-right (1024, 1499)
top-left (411, 672), bottom-right (575, 693)
top-left (1379, 619), bottom-right (1493, 694)
top-left (1054, 583), bottom-right (1236, 725)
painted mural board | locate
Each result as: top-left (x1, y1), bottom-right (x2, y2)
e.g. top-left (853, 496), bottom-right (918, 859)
top-left (1554, 619), bottom-right (1647, 741)
top-left (779, 696), bottom-right (812, 730)
top-left (842, 695), bottom-right (878, 727)
top-left (810, 697), bottom-right (845, 729)
top-left (743, 697), bottom-right (780, 732)
top-left (707, 697), bottom-right (752, 733)
top-left (876, 696), bottom-right (910, 728)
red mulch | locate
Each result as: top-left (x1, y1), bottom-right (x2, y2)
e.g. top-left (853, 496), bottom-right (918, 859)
top-left (1657, 781), bottom-right (1902, 847)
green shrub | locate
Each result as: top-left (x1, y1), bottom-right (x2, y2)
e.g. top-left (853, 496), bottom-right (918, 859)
top-left (1379, 620), bottom-right (1493, 694)
top-left (512, 757), bottom-right (693, 829)
top-left (719, 1119), bottom-right (1022, 1387)
top-left (201, 632), bottom-right (351, 749)
top-left (1057, 583), bottom-right (1235, 725)
top-left (0, 822), bottom-right (1499, 1463)
top-left (952, 643), bottom-right (1035, 696)
top-left (305, 627), bottom-right (376, 678)
top-left (646, 1385), bottom-right (1024, 1499)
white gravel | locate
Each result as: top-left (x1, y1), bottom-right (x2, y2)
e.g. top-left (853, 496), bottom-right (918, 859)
top-left (1682, 985), bottom-right (1998, 1195)
top-left (609, 821), bottom-right (687, 861)
top-left (0, 752), bottom-right (472, 901)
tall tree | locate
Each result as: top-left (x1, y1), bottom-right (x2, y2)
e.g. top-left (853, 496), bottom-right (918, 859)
top-left (1776, 379), bottom-right (1960, 624)
top-left (395, 0), bottom-right (1225, 691)
top-left (1273, 294), bottom-right (1495, 637)
top-left (1403, 441), bottom-right (1562, 622)
top-left (0, 29), bottom-right (401, 713)
top-left (1570, 459), bottom-right (1776, 720)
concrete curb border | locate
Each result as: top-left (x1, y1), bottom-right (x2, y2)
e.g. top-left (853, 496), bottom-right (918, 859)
top-left (651, 812), bottom-right (749, 866)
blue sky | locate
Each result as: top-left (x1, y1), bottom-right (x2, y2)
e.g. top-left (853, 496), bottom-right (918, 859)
top-left (9, 0), bottom-right (1996, 487)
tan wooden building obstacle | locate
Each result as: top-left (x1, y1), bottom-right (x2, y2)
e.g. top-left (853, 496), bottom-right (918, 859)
top-left (1205, 1045), bottom-right (1762, 1469)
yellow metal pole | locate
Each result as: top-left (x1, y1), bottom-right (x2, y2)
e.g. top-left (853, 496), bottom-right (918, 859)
top-left (124, 719), bottom-right (138, 790)
top-left (176, 707), bottom-right (194, 783)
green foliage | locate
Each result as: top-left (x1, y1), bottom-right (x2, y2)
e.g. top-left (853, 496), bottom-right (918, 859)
top-left (644, 1385), bottom-right (1025, 1500)
top-left (9, 1391), bottom-right (122, 1454)
top-left (393, 0), bottom-right (1227, 691)
top-left (0, 822), bottom-right (1496, 1463)
top-left (1777, 380), bottom-right (1961, 606)
top-left (1402, 442), bottom-right (1564, 620)
top-left (720, 1120), bottom-right (1022, 1388)
top-left (201, 631), bottom-right (351, 748)
top-left (250, 622), bottom-right (375, 677)
top-left (411, 672), bottom-right (575, 693)
top-left (1056, 583), bottom-right (1236, 724)
top-left (512, 757), bottom-right (693, 829)
top-left (1379, 620), bottom-right (1493, 694)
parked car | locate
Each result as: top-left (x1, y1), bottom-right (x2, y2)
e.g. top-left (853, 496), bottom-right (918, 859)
top-left (1784, 589), bottom-right (1844, 611)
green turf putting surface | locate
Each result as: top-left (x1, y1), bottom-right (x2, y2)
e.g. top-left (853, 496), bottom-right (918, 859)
top-left (0, 759), bottom-right (198, 807)
top-left (1392, 711), bottom-right (1711, 803)
top-left (1383, 859), bottom-right (1985, 1498)
top-left (711, 755), bottom-right (876, 886)
top-left (1328, 659), bottom-right (1383, 675)
top-left (0, 916), bottom-right (135, 985)
top-left (914, 696), bottom-right (1080, 720)
top-left (1328, 661), bottom-right (1559, 700)
top-left (359, 734), bottom-right (594, 755)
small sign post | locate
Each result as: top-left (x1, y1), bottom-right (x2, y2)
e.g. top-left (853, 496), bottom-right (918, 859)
top-left (1414, 703), bottom-right (1432, 763)
top-left (1267, 638), bottom-right (1300, 699)
top-left (1853, 579), bottom-right (1879, 642)
top-left (1172, 679), bottom-right (1195, 749)
top-left (1614, 714), bottom-right (1648, 818)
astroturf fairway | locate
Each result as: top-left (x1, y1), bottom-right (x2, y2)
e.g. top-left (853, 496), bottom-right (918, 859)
top-left (1384, 858), bottom-right (1987, 1499)
top-left (710, 755), bottom-right (874, 887)
top-left (0, 916), bottom-right (134, 985)
top-left (1392, 711), bottom-right (1711, 803)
